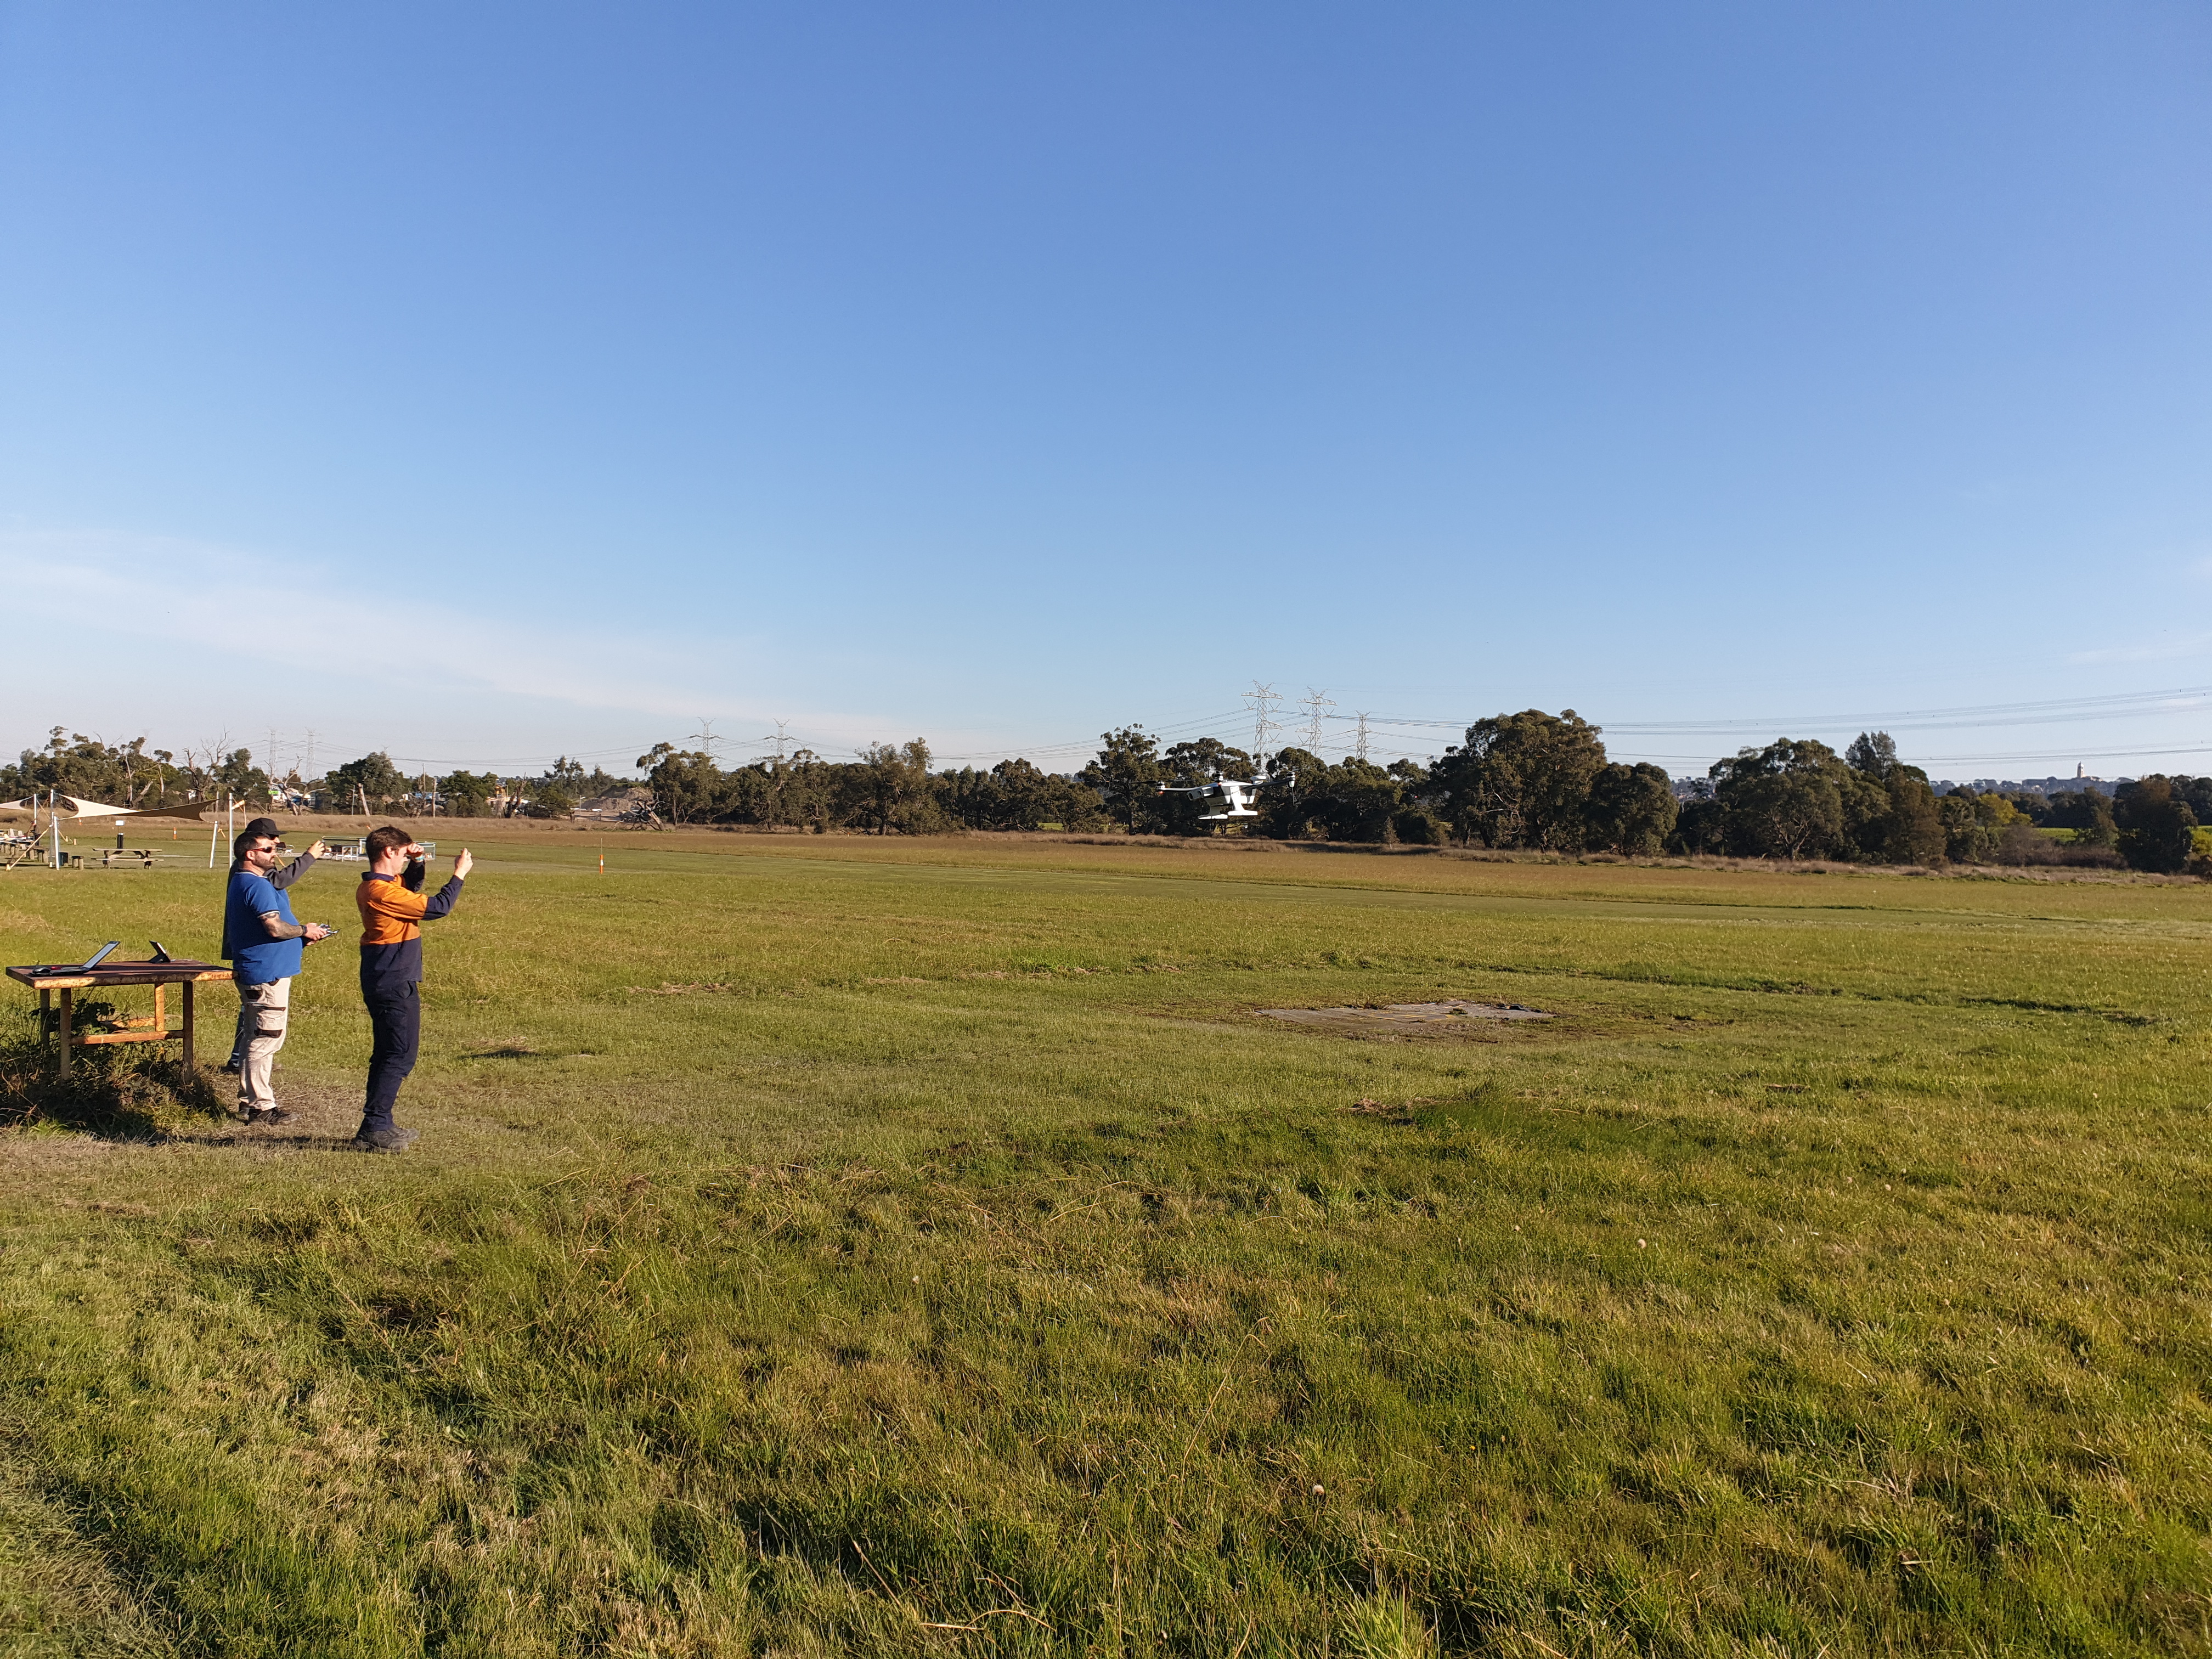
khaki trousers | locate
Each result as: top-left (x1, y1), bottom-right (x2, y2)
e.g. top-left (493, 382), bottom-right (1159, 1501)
top-left (233, 978), bottom-right (291, 1113)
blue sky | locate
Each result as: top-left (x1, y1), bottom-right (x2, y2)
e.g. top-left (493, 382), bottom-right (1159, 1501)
top-left (3, 2), bottom-right (2208, 782)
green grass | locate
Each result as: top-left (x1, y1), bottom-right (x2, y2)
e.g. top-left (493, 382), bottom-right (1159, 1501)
top-left (0, 828), bottom-right (2208, 1655)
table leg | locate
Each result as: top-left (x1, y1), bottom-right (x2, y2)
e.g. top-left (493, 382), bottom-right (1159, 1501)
top-left (57, 989), bottom-right (71, 1083)
top-left (38, 989), bottom-right (50, 1053)
top-left (155, 984), bottom-right (167, 1037)
top-left (181, 981), bottom-right (196, 1074)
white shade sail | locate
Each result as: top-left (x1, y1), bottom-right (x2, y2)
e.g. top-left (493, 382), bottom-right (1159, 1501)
top-left (4, 794), bottom-right (218, 820)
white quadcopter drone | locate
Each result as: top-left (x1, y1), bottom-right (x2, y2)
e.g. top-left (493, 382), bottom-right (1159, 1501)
top-left (1155, 771), bottom-right (1290, 822)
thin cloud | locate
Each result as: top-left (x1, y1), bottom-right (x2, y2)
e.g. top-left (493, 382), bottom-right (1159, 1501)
top-left (1, 527), bottom-right (740, 717)
top-left (2066, 634), bottom-right (2212, 667)
top-left (0, 526), bottom-right (1051, 765)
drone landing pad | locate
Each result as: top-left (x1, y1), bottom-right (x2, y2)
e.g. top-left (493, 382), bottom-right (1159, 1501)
top-left (1259, 1000), bottom-right (1553, 1034)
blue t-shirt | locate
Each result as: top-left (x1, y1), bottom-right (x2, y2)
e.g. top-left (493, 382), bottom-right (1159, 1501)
top-left (224, 870), bottom-right (304, 985)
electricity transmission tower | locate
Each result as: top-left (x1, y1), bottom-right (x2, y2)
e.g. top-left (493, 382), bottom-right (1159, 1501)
top-left (1297, 688), bottom-right (1335, 754)
top-left (761, 719), bottom-right (791, 763)
top-left (1355, 712), bottom-right (1372, 763)
top-left (689, 718), bottom-right (724, 759)
top-left (1244, 682), bottom-right (1282, 765)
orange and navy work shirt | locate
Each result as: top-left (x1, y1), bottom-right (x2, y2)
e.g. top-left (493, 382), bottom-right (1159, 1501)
top-left (357, 864), bottom-right (465, 991)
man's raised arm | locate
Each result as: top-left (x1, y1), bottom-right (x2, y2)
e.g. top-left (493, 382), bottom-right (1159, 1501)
top-left (419, 848), bottom-right (471, 921)
top-left (269, 840), bottom-right (329, 891)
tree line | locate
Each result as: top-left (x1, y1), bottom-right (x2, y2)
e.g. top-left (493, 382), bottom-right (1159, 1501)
top-left (0, 728), bottom-right (620, 822)
top-left (9, 714), bottom-right (2205, 873)
top-left (3, 729), bottom-right (267, 811)
top-left (634, 712), bottom-right (2200, 873)
top-left (1669, 729), bottom-right (2200, 873)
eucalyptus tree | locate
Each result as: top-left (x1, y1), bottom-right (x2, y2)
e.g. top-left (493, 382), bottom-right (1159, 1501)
top-left (1431, 710), bottom-right (1608, 850)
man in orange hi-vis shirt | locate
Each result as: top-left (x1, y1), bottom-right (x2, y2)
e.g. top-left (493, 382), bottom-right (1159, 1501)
top-left (352, 825), bottom-right (473, 1153)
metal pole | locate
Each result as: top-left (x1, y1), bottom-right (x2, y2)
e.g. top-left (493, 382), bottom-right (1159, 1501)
top-left (208, 805), bottom-right (219, 868)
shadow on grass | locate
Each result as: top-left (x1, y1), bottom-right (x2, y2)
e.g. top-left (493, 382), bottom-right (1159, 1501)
top-left (154, 1127), bottom-right (369, 1155)
top-left (0, 1006), bottom-right (229, 1139)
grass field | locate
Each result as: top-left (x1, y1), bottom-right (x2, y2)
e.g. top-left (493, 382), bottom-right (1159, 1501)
top-left (0, 827), bottom-right (2207, 1656)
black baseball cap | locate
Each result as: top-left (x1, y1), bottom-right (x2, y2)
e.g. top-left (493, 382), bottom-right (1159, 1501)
top-left (242, 816), bottom-right (281, 840)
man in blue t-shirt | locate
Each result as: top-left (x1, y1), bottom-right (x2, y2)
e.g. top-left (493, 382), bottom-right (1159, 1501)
top-left (221, 817), bottom-right (330, 1074)
top-left (222, 829), bottom-right (334, 1125)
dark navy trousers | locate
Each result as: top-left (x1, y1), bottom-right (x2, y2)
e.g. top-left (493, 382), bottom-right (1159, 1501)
top-left (359, 980), bottom-right (420, 1135)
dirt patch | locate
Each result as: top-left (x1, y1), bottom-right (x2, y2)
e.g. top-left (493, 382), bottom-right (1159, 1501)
top-left (1259, 1000), bottom-right (1554, 1036)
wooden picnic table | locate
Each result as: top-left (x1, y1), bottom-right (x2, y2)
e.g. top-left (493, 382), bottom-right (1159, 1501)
top-left (4, 959), bottom-right (232, 1081)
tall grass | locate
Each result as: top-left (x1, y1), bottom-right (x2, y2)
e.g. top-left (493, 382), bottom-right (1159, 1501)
top-left (0, 832), bottom-right (2206, 1654)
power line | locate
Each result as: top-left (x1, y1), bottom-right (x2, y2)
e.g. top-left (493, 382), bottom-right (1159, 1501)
top-left (386, 742), bottom-right (654, 769)
top-left (1245, 682), bottom-right (1282, 765)
top-left (1297, 687), bottom-right (1335, 755)
top-left (377, 706), bottom-right (1245, 774)
top-left (1904, 741), bottom-right (2212, 766)
top-left (1600, 685), bottom-right (2212, 736)
top-left (1327, 684), bottom-right (2212, 738)
top-left (289, 681), bottom-right (2212, 780)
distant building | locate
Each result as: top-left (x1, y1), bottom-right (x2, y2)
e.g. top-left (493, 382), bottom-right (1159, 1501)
top-left (575, 787), bottom-right (654, 820)
top-left (1934, 776), bottom-right (2123, 798)
top-left (1670, 769), bottom-right (2130, 798)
